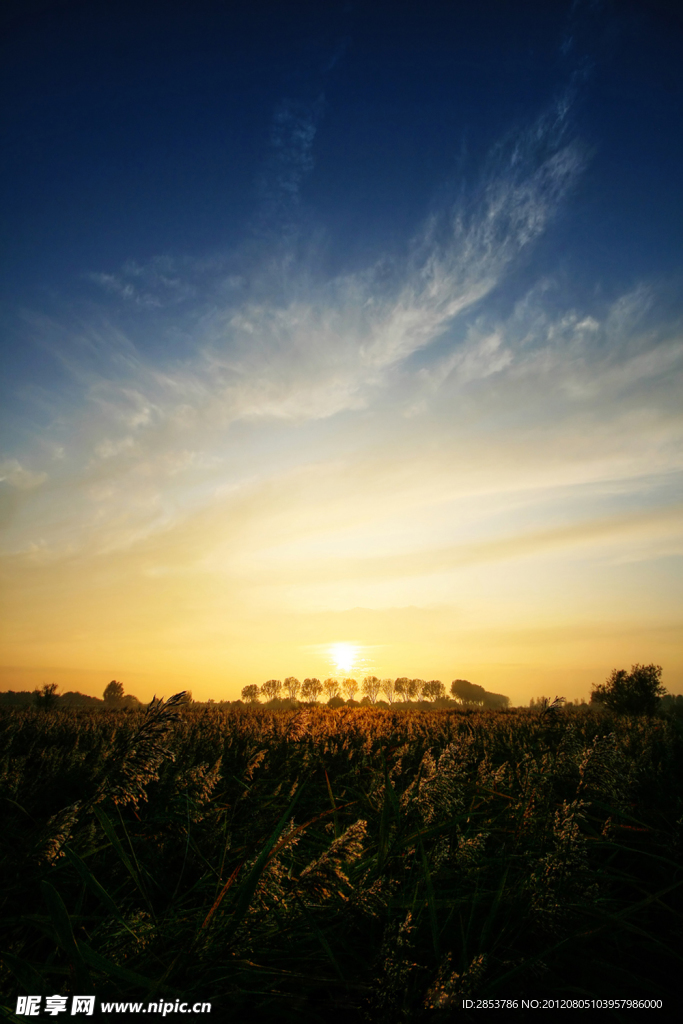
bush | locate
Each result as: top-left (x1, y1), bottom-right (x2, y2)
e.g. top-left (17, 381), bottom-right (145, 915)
top-left (660, 693), bottom-right (683, 719)
top-left (103, 680), bottom-right (124, 706)
top-left (590, 663), bottom-right (665, 716)
top-left (33, 683), bottom-right (59, 710)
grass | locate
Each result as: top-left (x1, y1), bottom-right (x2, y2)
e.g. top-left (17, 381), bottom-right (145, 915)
top-left (1, 700), bottom-right (682, 1021)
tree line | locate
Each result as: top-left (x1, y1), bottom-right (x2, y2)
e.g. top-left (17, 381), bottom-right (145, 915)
top-left (240, 676), bottom-right (510, 708)
top-left (0, 680), bottom-right (145, 711)
top-left (2, 663), bottom-right (675, 718)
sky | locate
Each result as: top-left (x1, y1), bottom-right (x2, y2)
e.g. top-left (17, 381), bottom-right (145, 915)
top-left (1, 0), bottom-right (682, 705)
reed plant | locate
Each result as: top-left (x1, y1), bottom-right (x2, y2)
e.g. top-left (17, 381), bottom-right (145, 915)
top-left (1, 701), bottom-right (681, 1021)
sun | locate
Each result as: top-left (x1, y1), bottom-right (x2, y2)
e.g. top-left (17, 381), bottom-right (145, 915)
top-left (329, 642), bottom-right (358, 675)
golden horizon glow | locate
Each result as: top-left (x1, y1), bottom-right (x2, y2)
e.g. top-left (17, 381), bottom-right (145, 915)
top-left (1, 108), bottom-right (682, 706)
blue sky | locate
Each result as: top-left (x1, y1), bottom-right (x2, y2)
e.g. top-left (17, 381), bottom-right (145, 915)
top-left (1, 0), bottom-right (682, 701)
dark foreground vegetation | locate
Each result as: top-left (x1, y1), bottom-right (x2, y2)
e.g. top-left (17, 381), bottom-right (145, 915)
top-left (1, 699), bottom-right (682, 1022)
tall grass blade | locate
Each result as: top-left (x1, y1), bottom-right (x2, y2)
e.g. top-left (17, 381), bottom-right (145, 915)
top-left (63, 846), bottom-right (137, 938)
top-left (224, 779), bottom-right (307, 941)
top-left (93, 805), bottom-right (150, 911)
top-left (40, 881), bottom-right (92, 992)
top-left (324, 770), bottom-right (339, 840)
top-left (418, 833), bottom-right (440, 959)
top-left (0, 951), bottom-right (46, 997)
top-left (76, 942), bottom-right (175, 994)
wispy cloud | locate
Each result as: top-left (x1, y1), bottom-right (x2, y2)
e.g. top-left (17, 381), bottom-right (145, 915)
top-left (2, 92), bottom-right (681, 691)
top-left (87, 256), bottom-right (199, 308)
top-left (74, 98), bottom-right (585, 432)
top-left (237, 504), bottom-right (683, 588)
top-left (254, 95), bottom-right (326, 237)
top-left (0, 458), bottom-right (47, 490)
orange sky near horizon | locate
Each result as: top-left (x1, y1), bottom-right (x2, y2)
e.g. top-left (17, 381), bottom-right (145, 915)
top-left (2, 459), bottom-right (681, 705)
top-left (2, 294), bottom-right (682, 705)
top-left (2, 42), bottom-right (682, 705)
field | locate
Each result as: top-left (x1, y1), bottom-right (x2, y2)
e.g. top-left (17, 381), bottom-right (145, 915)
top-left (1, 700), bottom-right (682, 1021)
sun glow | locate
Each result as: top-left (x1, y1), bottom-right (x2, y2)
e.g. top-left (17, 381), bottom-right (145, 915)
top-left (329, 642), bottom-right (359, 675)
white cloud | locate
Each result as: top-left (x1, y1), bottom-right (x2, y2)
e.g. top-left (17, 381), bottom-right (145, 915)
top-left (5, 95), bottom-right (682, 582)
top-left (87, 256), bottom-right (198, 308)
top-left (417, 327), bottom-right (512, 392)
top-left (94, 436), bottom-right (135, 460)
top-left (75, 99), bottom-right (584, 435)
top-left (0, 458), bottom-right (47, 490)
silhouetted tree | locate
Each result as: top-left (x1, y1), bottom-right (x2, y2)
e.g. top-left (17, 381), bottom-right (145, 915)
top-left (103, 680), bottom-right (125, 706)
top-left (284, 677), bottom-right (301, 701)
top-left (591, 664), bottom-right (665, 716)
top-left (262, 679), bottom-right (282, 701)
top-left (451, 678), bottom-right (509, 709)
top-left (58, 690), bottom-right (103, 708)
top-left (302, 678), bottom-right (322, 703)
top-left (241, 684), bottom-right (261, 703)
top-left (323, 678), bottom-right (340, 701)
top-left (660, 694), bottom-right (683, 718)
top-left (361, 676), bottom-right (381, 704)
top-left (483, 691), bottom-right (510, 710)
top-left (342, 678), bottom-right (358, 701)
top-left (423, 680), bottom-right (445, 702)
top-left (394, 677), bottom-right (410, 701)
top-left (411, 679), bottom-right (425, 701)
top-left (381, 678), bottom-right (397, 704)
top-left (34, 683), bottom-right (59, 710)
top-left (450, 679), bottom-right (485, 705)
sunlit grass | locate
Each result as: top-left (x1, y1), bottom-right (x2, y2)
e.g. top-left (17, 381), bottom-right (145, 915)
top-left (1, 701), bottom-right (681, 1020)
